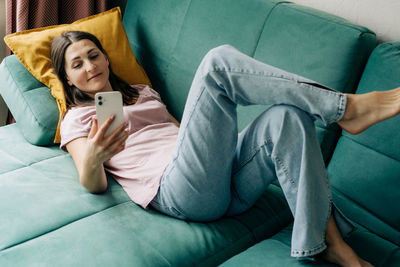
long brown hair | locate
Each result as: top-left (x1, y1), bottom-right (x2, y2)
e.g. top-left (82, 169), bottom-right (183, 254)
top-left (50, 31), bottom-right (138, 108)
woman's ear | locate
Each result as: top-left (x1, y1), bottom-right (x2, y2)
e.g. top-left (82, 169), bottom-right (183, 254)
top-left (66, 76), bottom-right (73, 86)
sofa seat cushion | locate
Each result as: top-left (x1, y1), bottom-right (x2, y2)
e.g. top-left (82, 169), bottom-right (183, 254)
top-left (220, 224), bottom-right (400, 267)
top-left (0, 124), bottom-right (293, 266)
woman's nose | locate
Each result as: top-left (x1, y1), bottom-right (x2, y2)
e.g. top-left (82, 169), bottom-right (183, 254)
top-left (86, 61), bottom-right (96, 72)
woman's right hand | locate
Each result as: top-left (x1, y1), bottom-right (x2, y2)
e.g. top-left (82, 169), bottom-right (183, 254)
top-left (66, 115), bottom-right (128, 194)
top-left (85, 115), bottom-right (129, 165)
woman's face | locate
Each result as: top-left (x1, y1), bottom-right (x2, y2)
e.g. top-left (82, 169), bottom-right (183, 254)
top-left (64, 39), bottom-right (112, 97)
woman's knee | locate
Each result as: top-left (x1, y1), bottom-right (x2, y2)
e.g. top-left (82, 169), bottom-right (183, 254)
top-left (206, 44), bottom-right (235, 60)
top-left (199, 44), bottom-right (235, 72)
top-left (264, 105), bottom-right (315, 136)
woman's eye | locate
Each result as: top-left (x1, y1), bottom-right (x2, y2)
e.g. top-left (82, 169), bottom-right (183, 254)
top-left (90, 54), bottom-right (99, 59)
top-left (72, 64), bottom-right (81, 69)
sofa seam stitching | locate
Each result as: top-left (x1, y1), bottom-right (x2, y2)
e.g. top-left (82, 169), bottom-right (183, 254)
top-left (251, 1), bottom-right (290, 57)
top-left (331, 187), bottom-right (400, 245)
top-left (169, 0), bottom-right (193, 58)
top-left (0, 153), bottom-right (69, 175)
top-left (284, 3), bottom-right (376, 35)
top-left (197, 208), bottom-right (292, 266)
top-left (0, 201), bottom-right (133, 253)
top-left (341, 135), bottom-right (400, 163)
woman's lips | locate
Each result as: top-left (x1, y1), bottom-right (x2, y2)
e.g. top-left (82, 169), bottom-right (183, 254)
top-left (88, 73), bottom-right (102, 81)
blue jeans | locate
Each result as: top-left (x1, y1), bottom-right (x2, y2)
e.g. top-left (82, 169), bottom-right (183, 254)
top-left (150, 45), bottom-right (354, 257)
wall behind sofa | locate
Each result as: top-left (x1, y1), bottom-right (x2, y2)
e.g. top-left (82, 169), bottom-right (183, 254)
top-left (291, 0), bottom-right (400, 42)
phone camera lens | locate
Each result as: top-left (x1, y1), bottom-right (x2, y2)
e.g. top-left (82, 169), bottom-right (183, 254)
top-left (98, 101), bottom-right (103, 105)
top-left (98, 96), bottom-right (102, 100)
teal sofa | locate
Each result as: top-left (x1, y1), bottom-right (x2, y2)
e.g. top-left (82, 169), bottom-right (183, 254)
top-left (0, 0), bottom-right (399, 266)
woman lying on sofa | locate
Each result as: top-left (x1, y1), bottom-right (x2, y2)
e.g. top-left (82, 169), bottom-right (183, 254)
top-left (51, 31), bottom-right (400, 267)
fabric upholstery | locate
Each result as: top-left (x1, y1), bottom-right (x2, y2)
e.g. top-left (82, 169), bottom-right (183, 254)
top-left (0, 124), bottom-right (292, 266)
top-left (0, 55), bottom-right (59, 145)
top-left (328, 42), bottom-right (400, 246)
top-left (222, 224), bottom-right (400, 267)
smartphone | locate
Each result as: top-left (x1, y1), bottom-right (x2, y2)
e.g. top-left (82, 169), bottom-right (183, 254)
top-left (95, 91), bottom-right (125, 137)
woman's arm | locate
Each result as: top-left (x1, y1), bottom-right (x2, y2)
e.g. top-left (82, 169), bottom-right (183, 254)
top-left (66, 116), bottom-right (128, 194)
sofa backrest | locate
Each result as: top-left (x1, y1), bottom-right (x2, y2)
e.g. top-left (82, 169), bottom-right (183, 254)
top-left (123, 0), bottom-right (377, 162)
top-left (328, 42), bottom-right (400, 246)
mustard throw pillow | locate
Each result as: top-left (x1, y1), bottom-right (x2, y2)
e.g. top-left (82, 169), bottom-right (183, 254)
top-left (4, 7), bottom-right (151, 143)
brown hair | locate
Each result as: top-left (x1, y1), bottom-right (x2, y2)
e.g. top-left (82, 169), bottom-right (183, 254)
top-left (50, 31), bottom-right (138, 108)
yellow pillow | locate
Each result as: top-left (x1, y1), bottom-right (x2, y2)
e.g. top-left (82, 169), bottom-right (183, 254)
top-left (4, 7), bottom-right (151, 143)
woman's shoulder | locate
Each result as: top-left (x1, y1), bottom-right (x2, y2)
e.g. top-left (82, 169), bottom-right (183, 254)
top-left (131, 84), bottom-right (162, 102)
top-left (62, 106), bottom-right (96, 126)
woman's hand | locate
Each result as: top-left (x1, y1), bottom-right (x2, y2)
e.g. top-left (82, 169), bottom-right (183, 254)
top-left (85, 115), bottom-right (129, 164)
top-left (66, 115), bottom-right (128, 194)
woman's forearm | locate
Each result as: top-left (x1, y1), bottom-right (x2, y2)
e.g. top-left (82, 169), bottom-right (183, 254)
top-left (66, 116), bottom-right (127, 194)
top-left (79, 156), bottom-right (108, 194)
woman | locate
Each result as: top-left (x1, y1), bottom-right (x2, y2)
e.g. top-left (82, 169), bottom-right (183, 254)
top-left (51, 31), bottom-right (400, 267)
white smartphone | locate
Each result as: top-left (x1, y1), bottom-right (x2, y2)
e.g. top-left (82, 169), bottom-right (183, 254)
top-left (95, 91), bottom-right (125, 137)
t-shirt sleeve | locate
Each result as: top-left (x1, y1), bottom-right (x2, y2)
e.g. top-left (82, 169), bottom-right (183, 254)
top-left (146, 87), bottom-right (162, 102)
top-left (131, 84), bottom-right (163, 103)
top-left (59, 108), bottom-right (94, 152)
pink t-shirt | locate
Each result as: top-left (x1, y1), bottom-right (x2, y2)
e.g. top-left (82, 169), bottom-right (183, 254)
top-left (60, 85), bottom-right (179, 208)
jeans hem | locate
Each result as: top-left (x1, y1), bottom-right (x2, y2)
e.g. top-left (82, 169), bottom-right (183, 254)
top-left (291, 242), bottom-right (327, 258)
top-left (335, 93), bottom-right (347, 122)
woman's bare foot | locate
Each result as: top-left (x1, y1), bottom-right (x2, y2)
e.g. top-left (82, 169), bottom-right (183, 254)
top-left (359, 258), bottom-right (374, 267)
top-left (338, 87), bottom-right (400, 134)
top-left (320, 241), bottom-right (374, 267)
top-left (320, 215), bottom-right (374, 267)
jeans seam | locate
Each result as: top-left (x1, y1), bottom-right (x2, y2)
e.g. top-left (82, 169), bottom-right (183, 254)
top-left (210, 67), bottom-right (302, 82)
top-left (291, 242), bottom-right (327, 257)
top-left (231, 138), bottom-right (273, 206)
top-left (209, 67), bottom-right (342, 98)
top-left (336, 93), bottom-right (346, 122)
top-left (232, 138), bottom-right (273, 175)
top-left (273, 154), bottom-right (298, 189)
top-left (150, 194), bottom-right (185, 219)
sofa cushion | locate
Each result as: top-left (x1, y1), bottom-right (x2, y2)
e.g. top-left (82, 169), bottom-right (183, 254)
top-left (123, 0), bottom-right (377, 163)
top-left (0, 123), bottom-right (293, 266)
top-left (327, 42), bottom-right (400, 246)
top-left (221, 224), bottom-right (400, 267)
top-left (3, 7), bottom-right (151, 144)
top-left (251, 2), bottom-right (376, 162)
top-left (123, 0), bottom-right (285, 117)
top-left (0, 55), bottom-right (59, 145)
